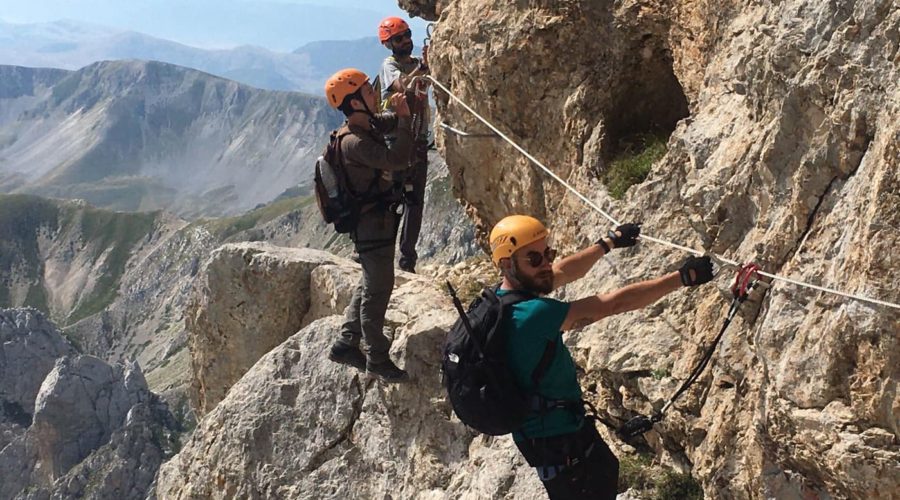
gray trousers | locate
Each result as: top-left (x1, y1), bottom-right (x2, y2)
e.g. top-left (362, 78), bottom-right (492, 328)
top-left (339, 209), bottom-right (400, 363)
top-left (399, 143), bottom-right (428, 267)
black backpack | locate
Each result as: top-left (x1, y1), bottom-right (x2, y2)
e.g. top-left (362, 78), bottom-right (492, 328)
top-left (442, 283), bottom-right (556, 436)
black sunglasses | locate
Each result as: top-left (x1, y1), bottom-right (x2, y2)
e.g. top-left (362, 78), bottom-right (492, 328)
top-left (390, 30), bottom-right (412, 43)
top-left (521, 247), bottom-right (557, 268)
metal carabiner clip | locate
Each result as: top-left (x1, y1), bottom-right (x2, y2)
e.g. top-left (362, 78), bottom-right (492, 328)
top-left (708, 254), bottom-right (738, 278)
top-left (407, 75), bottom-right (430, 97)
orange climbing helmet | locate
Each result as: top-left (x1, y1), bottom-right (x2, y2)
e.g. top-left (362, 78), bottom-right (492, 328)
top-left (378, 16), bottom-right (410, 43)
top-left (324, 68), bottom-right (368, 109)
top-left (489, 215), bottom-right (549, 265)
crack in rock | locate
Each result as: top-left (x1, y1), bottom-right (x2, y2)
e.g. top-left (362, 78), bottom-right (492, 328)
top-left (301, 374), bottom-right (370, 473)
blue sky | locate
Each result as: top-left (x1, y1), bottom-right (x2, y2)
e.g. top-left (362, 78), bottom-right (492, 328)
top-left (0, 0), bottom-right (430, 51)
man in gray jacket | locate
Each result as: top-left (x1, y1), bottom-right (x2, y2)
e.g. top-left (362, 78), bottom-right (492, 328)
top-left (324, 68), bottom-right (414, 382)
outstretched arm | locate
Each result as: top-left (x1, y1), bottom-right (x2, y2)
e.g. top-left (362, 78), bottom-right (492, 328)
top-left (559, 255), bottom-right (714, 331)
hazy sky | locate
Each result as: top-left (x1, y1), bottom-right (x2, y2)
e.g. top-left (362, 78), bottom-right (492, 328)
top-left (0, 0), bottom-right (431, 51)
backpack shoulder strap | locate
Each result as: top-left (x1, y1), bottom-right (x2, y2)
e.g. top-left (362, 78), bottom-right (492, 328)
top-left (329, 126), bottom-right (359, 197)
top-left (496, 288), bottom-right (535, 306)
top-left (531, 340), bottom-right (556, 387)
top-left (493, 287), bottom-right (557, 390)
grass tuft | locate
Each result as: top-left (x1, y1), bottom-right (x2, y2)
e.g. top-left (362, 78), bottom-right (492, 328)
top-left (655, 470), bottom-right (703, 499)
top-left (602, 133), bottom-right (668, 199)
top-left (619, 453), bottom-right (655, 493)
top-left (618, 452), bottom-right (704, 499)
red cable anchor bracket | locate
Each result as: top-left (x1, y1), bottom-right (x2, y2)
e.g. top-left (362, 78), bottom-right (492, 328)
top-left (731, 262), bottom-right (768, 301)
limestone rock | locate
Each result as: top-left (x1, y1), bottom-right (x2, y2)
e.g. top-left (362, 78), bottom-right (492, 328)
top-left (39, 402), bottom-right (177, 500)
top-left (30, 357), bottom-right (152, 478)
top-left (0, 342), bottom-right (178, 500)
top-left (397, 0), bottom-right (442, 21)
top-left (416, 153), bottom-right (480, 265)
top-left (426, 0), bottom-right (900, 497)
top-left (0, 308), bottom-right (75, 422)
top-left (186, 243), bottom-right (360, 416)
top-left (157, 270), bottom-right (547, 499)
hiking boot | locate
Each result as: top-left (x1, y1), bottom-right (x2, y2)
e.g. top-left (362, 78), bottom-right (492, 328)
top-left (398, 259), bottom-right (416, 274)
top-left (366, 359), bottom-right (410, 383)
top-left (328, 344), bottom-right (366, 371)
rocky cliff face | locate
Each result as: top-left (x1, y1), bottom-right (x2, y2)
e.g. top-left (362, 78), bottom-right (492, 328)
top-left (185, 244), bottom-right (358, 416)
top-left (0, 308), bottom-right (178, 500)
top-left (419, 0), bottom-right (898, 497)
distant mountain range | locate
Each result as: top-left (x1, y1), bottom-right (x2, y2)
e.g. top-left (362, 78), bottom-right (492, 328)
top-left (0, 19), bottom-right (390, 93)
top-left (0, 61), bottom-right (343, 217)
top-left (0, 0), bottom-right (428, 51)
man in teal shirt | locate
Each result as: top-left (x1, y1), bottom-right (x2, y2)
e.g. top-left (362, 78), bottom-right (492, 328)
top-left (490, 215), bottom-right (714, 499)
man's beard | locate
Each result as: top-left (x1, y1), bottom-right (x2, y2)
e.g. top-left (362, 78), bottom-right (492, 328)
top-left (392, 44), bottom-right (413, 57)
top-left (512, 261), bottom-right (553, 294)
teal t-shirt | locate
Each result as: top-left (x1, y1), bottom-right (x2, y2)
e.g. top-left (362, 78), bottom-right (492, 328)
top-left (497, 289), bottom-right (583, 440)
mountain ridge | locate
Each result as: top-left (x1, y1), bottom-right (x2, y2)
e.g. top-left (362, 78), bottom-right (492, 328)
top-left (0, 60), bottom-right (341, 217)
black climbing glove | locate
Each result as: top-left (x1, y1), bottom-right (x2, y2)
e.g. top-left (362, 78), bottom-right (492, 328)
top-left (607, 223), bottom-right (642, 248)
top-left (679, 255), bottom-right (714, 286)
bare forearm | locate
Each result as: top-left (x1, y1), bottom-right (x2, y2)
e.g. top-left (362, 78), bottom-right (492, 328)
top-left (553, 237), bottom-right (614, 288)
top-left (562, 255), bottom-right (711, 331)
top-left (561, 272), bottom-right (682, 331)
top-left (604, 272), bottom-right (682, 316)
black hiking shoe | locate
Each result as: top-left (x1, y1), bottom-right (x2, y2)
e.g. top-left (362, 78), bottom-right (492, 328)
top-left (366, 360), bottom-right (410, 383)
top-left (328, 344), bottom-right (366, 371)
top-left (398, 259), bottom-right (416, 274)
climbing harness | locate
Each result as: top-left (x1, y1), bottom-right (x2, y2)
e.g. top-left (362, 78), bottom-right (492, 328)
top-left (426, 74), bottom-right (900, 312)
top-left (407, 74), bottom-right (430, 150)
top-left (617, 262), bottom-right (769, 440)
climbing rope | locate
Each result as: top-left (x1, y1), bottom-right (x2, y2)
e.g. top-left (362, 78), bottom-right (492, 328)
top-left (440, 122), bottom-right (498, 138)
top-left (427, 75), bottom-right (900, 312)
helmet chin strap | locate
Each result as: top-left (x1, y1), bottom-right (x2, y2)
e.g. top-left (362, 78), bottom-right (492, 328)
top-left (350, 109), bottom-right (376, 120)
top-left (349, 91), bottom-right (377, 121)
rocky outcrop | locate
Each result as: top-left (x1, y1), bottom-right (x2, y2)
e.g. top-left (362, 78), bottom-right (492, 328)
top-left (157, 246), bottom-right (547, 499)
top-left (416, 152), bottom-right (480, 265)
top-left (186, 243), bottom-right (361, 417)
top-left (187, 185), bottom-right (478, 418)
top-left (0, 308), bottom-right (75, 422)
top-left (424, 0), bottom-right (899, 497)
top-left (0, 308), bottom-right (178, 500)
